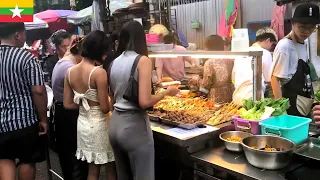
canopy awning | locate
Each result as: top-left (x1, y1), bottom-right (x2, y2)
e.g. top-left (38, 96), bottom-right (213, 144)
top-left (67, 0), bottom-right (133, 25)
top-left (24, 16), bottom-right (49, 30)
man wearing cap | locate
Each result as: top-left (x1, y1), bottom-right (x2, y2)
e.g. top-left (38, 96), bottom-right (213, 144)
top-left (271, 3), bottom-right (320, 117)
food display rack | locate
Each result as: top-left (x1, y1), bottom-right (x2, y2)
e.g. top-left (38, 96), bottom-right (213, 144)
top-left (149, 50), bottom-right (263, 102)
top-left (148, 50), bottom-right (263, 146)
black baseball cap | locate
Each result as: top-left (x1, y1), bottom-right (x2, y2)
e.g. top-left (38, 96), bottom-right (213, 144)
top-left (292, 3), bottom-right (320, 25)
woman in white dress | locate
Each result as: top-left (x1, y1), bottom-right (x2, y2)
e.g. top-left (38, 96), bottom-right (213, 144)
top-left (63, 30), bottom-right (116, 180)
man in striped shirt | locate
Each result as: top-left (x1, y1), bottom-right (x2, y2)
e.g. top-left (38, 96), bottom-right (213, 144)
top-left (0, 23), bottom-right (48, 180)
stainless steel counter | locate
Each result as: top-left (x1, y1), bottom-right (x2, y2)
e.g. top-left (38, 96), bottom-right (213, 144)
top-left (191, 145), bottom-right (301, 180)
top-left (151, 121), bottom-right (234, 180)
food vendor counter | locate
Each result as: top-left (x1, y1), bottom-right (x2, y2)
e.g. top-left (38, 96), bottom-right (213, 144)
top-left (192, 134), bottom-right (320, 180)
top-left (151, 122), bottom-right (217, 150)
top-left (150, 121), bottom-right (233, 151)
top-left (192, 144), bottom-right (300, 180)
top-left (150, 120), bottom-right (234, 180)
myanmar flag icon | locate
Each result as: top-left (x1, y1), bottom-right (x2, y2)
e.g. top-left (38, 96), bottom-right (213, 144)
top-left (0, 1), bottom-right (33, 22)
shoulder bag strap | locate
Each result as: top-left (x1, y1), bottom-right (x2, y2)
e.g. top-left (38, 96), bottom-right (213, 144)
top-left (130, 55), bottom-right (142, 77)
top-left (107, 60), bottom-right (114, 94)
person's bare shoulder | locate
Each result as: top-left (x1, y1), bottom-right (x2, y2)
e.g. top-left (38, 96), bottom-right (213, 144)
top-left (139, 56), bottom-right (152, 64)
top-left (95, 67), bottom-right (108, 76)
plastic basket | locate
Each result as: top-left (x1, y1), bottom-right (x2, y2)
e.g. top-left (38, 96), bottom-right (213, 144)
top-left (259, 115), bottom-right (311, 144)
top-left (232, 115), bottom-right (270, 135)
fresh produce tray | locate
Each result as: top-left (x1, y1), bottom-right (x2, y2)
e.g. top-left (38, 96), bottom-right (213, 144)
top-left (160, 117), bottom-right (205, 130)
top-left (238, 98), bottom-right (290, 121)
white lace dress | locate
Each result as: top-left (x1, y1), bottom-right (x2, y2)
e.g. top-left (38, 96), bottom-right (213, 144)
top-left (69, 66), bottom-right (115, 164)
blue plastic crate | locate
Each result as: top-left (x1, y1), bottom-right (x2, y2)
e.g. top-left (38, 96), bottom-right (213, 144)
top-left (259, 115), bottom-right (311, 144)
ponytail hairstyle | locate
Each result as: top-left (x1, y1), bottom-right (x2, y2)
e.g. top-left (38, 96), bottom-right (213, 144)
top-left (69, 35), bottom-right (84, 55)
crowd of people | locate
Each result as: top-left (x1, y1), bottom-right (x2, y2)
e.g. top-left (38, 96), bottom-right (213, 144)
top-left (1, 2), bottom-right (320, 180)
top-left (0, 19), bottom-right (179, 180)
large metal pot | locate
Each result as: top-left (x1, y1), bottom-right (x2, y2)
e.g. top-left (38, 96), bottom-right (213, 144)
top-left (241, 135), bottom-right (296, 170)
top-left (219, 131), bottom-right (252, 152)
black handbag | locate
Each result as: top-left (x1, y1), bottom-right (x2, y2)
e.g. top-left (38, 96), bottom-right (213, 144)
top-left (123, 55), bottom-right (142, 104)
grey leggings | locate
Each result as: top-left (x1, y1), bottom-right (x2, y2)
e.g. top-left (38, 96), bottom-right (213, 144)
top-left (109, 110), bottom-right (155, 180)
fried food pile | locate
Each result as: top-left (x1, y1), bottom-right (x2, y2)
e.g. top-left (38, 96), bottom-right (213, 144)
top-left (162, 111), bottom-right (206, 124)
top-left (250, 145), bottom-right (280, 152)
top-left (153, 96), bottom-right (241, 126)
top-left (206, 102), bottom-right (240, 126)
top-left (226, 136), bottom-right (242, 143)
top-left (154, 96), bottom-right (216, 112)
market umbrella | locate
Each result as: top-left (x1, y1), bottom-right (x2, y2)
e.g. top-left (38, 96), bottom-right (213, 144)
top-left (35, 10), bottom-right (76, 23)
top-left (67, 1), bottom-right (133, 25)
top-left (25, 16), bottom-right (48, 30)
top-left (35, 10), bottom-right (76, 33)
top-left (67, 6), bottom-right (92, 25)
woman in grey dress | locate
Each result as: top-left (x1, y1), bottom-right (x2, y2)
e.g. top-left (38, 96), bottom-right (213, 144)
top-left (108, 20), bottom-right (179, 180)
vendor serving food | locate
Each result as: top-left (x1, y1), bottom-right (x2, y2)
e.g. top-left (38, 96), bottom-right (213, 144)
top-left (155, 33), bottom-right (196, 82)
top-left (189, 35), bottom-right (234, 104)
top-left (232, 28), bottom-right (278, 105)
top-left (271, 3), bottom-right (320, 117)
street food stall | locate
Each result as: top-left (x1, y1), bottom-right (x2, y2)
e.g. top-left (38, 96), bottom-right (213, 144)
top-left (146, 46), bottom-right (318, 180)
top-left (146, 50), bottom-right (265, 179)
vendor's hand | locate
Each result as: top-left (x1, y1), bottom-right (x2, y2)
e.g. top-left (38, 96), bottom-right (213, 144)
top-left (156, 80), bottom-right (162, 84)
top-left (313, 105), bottom-right (320, 126)
top-left (189, 75), bottom-right (201, 86)
top-left (164, 86), bottom-right (180, 96)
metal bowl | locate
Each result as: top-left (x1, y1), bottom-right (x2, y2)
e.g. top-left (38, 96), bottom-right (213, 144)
top-left (219, 131), bottom-right (252, 152)
top-left (241, 135), bottom-right (296, 170)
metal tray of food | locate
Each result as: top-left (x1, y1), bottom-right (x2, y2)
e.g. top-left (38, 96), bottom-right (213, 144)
top-left (148, 114), bottom-right (161, 122)
top-left (160, 117), bottom-right (204, 130)
top-left (206, 119), bottom-right (232, 127)
top-left (294, 137), bottom-right (320, 161)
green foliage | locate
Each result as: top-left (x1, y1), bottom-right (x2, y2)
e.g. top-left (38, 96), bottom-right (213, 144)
top-left (315, 89), bottom-right (320, 102)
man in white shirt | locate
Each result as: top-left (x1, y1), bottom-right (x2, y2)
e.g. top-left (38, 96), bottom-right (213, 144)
top-left (232, 28), bottom-right (278, 105)
top-left (271, 3), bottom-right (320, 117)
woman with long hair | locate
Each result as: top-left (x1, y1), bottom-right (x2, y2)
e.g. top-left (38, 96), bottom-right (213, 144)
top-left (51, 35), bottom-right (88, 180)
top-left (108, 20), bottom-right (179, 180)
top-left (63, 30), bottom-right (116, 180)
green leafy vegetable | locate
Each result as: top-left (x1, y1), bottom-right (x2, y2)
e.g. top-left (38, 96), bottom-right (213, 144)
top-left (238, 98), bottom-right (290, 120)
top-left (243, 98), bottom-right (254, 110)
top-left (315, 89), bottom-right (320, 102)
